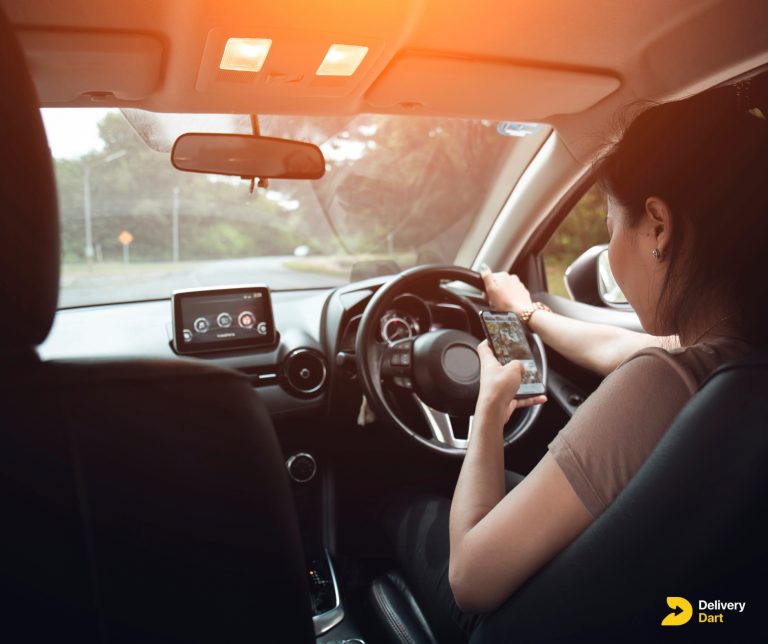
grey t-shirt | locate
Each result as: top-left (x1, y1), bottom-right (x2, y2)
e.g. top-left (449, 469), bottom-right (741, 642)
top-left (548, 338), bottom-right (750, 518)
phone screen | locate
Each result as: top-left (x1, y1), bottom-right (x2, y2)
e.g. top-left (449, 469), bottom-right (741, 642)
top-left (480, 310), bottom-right (545, 397)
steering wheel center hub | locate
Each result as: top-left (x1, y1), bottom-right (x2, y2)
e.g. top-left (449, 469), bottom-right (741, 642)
top-left (412, 329), bottom-right (480, 416)
top-left (442, 344), bottom-right (480, 383)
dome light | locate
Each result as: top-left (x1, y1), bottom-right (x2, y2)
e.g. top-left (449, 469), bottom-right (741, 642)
top-left (220, 38), bottom-right (272, 72)
top-left (316, 44), bottom-right (368, 76)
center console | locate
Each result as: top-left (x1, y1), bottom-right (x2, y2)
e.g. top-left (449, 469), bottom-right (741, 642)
top-left (308, 549), bottom-right (345, 634)
top-left (285, 451), bottom-right (367, 643)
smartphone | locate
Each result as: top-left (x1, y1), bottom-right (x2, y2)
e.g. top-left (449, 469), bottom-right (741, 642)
top-left (479, 310), bottom-right (545, 398)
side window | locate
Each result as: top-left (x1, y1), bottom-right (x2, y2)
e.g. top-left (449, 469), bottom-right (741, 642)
top-left (542, 185), bottom-right (608, 298)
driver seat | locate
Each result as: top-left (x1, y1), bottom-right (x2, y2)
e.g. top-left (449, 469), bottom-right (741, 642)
top-left (371, 347), bottom-right (768, 641)
top-left (0, 8), bottom-right (314, 643)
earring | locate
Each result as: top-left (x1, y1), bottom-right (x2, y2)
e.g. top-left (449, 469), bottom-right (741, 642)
top-left (651, 248), bottom-right (661, 260)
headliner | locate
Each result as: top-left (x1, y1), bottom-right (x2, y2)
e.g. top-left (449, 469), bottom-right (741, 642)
top-left (4, 0), bottom-right (768, 161)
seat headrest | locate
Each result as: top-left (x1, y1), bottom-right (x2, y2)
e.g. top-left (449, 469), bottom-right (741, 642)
top-left (0, 8), bottom-right (60, 351)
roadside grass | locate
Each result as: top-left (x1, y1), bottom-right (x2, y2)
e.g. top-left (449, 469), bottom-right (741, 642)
top-left (282, 253), bottom-right (417, 277)
top-left (60, 255), bottom-right (575, 299)
top-left (61, 261), bottom-right (202, 287)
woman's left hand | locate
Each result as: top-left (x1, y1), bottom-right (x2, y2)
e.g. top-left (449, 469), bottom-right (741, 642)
top-left (475, 340), bottom-right (547, 424)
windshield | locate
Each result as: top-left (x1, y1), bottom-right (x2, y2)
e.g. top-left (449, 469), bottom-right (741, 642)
top-left (43, 109), bottom-right (523, 307)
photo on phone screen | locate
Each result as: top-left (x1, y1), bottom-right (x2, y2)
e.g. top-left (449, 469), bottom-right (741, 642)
top-left (479, 310), bottom-right (545, 397)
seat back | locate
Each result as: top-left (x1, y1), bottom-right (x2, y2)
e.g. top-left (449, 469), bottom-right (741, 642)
top-left (0, 7), bottom-right (314, 642)
top-left (470, 350), bottom-right (768, 642)
top-left (3, 361), bottom-right (316, 643)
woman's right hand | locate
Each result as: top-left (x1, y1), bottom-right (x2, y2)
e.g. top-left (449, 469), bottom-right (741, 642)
top-left (479, 264), bottom-right (533, 314)
top-left (474, 340), bottom-right (546, 424)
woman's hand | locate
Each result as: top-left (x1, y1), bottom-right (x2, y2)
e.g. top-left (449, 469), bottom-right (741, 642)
top-left (480, 264), bottom-right (533, 314)
top-left (475, 340), bottom-right (546, 424)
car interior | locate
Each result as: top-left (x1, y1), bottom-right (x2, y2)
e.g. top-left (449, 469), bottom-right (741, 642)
top-left (2, 1), bottom-right (768, 642)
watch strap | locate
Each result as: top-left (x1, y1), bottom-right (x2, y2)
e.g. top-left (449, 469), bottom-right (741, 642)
top-left (519, 302), bottom-right (551, 327)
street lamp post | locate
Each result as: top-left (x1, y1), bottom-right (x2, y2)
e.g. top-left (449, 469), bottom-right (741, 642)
top-left (83, 164), bottom-right (93, 262)
top-left (172, 186), bottom-right (180, 262)
top-left (83, 149), bottom-right (126, 265)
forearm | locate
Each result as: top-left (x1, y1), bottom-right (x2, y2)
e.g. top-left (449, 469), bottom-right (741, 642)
top-left (528, 309), bottom-right (670, 376)
top-left (479, 269), bottom-right (672, 375)
top-left (449, 404), bottom-right (507, 573)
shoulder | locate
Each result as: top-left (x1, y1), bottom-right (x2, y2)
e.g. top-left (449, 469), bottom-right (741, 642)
top-left (546, 341), bottom-right (748, 518)
top-left (548, 348), bottom-right (694, 516)
top-left (614, 346), bottom-right (699, 394)
top-left (606, 346), bottom-right (698, 397)
top-left (617, 338), bottom-right (751, 394)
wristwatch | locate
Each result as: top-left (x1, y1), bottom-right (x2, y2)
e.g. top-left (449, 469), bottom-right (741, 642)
top-left (518, 302), bottom-right (551, 328)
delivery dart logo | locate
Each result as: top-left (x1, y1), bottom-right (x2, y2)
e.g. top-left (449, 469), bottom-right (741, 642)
top-left (661, 596), bottom-right (693, 626)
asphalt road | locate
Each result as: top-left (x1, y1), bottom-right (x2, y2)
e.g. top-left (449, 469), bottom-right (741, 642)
top-left (59, 256), bottom-right (348, 307)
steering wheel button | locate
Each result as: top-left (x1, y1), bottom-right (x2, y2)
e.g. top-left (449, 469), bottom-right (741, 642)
top-left (393, 376), bottom-right (413, 389)
top-left (391, 353), bottom-right (403, 366)
top-left (400, 352), bottom-right (411, 366)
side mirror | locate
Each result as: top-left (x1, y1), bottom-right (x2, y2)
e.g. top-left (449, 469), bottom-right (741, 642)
top-left (171, 133), bottom-right (326, 180)
top-left (597, 248), bottom-right (628, 306)
top-left (564, 244), bottom-right (628, 307)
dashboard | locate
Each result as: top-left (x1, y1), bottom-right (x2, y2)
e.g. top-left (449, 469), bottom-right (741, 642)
top-left (39, 276), bottom-right (483, 424)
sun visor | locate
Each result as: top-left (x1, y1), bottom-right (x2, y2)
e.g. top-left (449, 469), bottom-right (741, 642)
top-left (365, 54), bottom-right (620, 120)
top-left (19, 30), bottom-right (163, 103)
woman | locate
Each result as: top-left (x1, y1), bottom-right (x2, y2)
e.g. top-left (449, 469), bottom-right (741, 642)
top-left (383, 85), bottom-right (767, 643)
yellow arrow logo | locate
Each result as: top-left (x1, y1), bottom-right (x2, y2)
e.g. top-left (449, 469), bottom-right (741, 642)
top-left (661, 596), bottom-right (693, 626)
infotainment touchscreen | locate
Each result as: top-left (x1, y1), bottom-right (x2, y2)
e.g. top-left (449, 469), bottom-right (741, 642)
top-left (172, 285), bottom-right (277, 354)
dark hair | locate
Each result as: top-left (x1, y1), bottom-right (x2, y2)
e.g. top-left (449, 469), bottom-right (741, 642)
top-left (595, 84), bottom-right (768, 345)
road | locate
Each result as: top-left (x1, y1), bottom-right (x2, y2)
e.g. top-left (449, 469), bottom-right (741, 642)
top-left (59, 256), bottom-right (348, 307)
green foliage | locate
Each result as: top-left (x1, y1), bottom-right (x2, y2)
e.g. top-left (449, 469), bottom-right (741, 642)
top-left (543, 185), bottom-right (609, 296)
top-left (315, 117), bottom-right (513, 260)
top-left (54, 112), bottom-right (312, 262)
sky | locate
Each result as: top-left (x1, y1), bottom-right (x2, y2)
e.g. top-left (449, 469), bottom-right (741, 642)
top-left (41, 108), bottom-right (109, 159)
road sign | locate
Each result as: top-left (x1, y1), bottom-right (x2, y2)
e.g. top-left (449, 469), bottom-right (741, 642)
top-left (118, 230), bottom-right (134, 246)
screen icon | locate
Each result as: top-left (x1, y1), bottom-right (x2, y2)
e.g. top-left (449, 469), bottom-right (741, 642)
top-left (238, 311), bottom-right (255, 328)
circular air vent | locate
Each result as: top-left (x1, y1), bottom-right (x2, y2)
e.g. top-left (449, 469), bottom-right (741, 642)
top-left (282, 349), bottom-right (327, 396)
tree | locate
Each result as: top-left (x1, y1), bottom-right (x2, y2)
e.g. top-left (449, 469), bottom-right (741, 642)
top-left (55, 111), bottom-right (315, 262)
top-left (543, 185), bottom-right (608, 268)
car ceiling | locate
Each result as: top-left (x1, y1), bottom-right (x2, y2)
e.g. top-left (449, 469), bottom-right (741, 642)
top-left (4, 0), bottom-right (768, 161)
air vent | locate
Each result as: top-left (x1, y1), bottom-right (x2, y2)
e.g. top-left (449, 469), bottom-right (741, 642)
top-left (282, 349), bottom-right (327, 396)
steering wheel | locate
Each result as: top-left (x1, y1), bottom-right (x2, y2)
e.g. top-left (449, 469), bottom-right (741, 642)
top-left (355, 264), bottom-right (547, 456)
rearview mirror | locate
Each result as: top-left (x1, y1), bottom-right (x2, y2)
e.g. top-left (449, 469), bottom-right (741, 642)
top-left (171, 133), bottom-right (325, 180)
